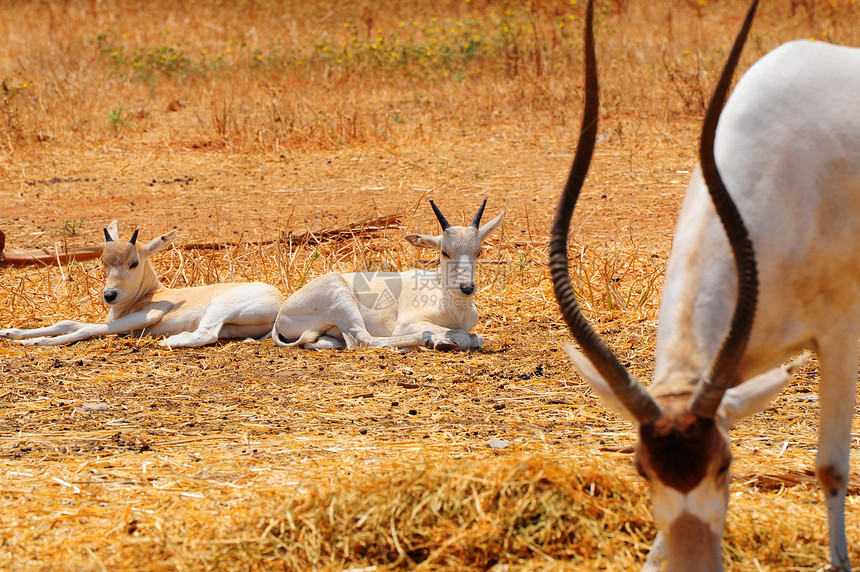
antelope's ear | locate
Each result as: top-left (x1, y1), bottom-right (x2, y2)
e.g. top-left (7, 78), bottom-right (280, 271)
top-left (144, 230), bottom-right (178, 256)
top-left (719, 351), bottom-right (811, 425)
top-left (564, 343), bottom-right (640, 426)
top-left (405, 234), bottom-right (442, 250)
top-left (477, 211), bottom-right (504, 242)
top-left (105, 220), bottom-right (120, 242)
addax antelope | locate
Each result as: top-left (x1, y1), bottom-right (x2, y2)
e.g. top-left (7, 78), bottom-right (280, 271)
top-left (0, 221), bottom-right (284, 347)
top-left (272, 200), bottom-right (503, 350)
top-left (552, 0), bottom-right (857, 570)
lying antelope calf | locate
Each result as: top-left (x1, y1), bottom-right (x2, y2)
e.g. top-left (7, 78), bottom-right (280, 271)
top-left (0, 221), bottom-right (284, 347)
top-left (273, 200), bottom-right (503, 350)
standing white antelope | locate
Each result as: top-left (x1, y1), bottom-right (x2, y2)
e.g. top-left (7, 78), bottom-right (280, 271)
top-left (272, 200), bottom-right (503, 350)
top-left (552, 0), bottom-right (856, 570)
top-left (0, 221), bottom-right (284, 347)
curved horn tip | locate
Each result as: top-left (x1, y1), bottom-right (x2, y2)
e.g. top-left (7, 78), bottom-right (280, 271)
top-left (471, 198), bottom-right (488, 228)
top-left (103, 228), bottom-right (113, 242)
top-left (130, 229), bottom-right (140, 245)
top-left (429, 199), bottom-right (452, 231)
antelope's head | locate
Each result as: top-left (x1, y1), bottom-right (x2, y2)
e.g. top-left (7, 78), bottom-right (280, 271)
top-left (406, 200), bottom-right (503, 299)
top-left (550, 1), bottom-right (806, 570)
top-left (101, 220), bottom-right (177, 306)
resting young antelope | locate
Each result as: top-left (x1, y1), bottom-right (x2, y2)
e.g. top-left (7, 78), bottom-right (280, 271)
top-left (0, 221), bottom-right (284, 347)
top-left (272, 200), bottom-right (503, 350)
top-left (552, 1), bottom-right (856, 570)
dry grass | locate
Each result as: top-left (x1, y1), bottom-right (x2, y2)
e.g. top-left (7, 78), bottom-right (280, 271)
top-left (1, 1), bottom-right (860, 570)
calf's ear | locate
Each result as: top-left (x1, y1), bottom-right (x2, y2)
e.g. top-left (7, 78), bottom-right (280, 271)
top-left (477, 212), bottom-right (504, 242)
top-left (105, 220), bottom-right (120, 242)
top-left (405, 234), bottom-right (442, 250)
top-left (144, 230), bottom-right (179, 257)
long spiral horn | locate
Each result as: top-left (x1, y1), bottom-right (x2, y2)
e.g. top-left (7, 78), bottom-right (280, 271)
top-left (688, 0), bottom-right (760, 420)
top-left (549, 0), bottom-right (663, 426)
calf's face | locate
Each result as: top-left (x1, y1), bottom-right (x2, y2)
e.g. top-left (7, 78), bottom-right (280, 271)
top-left (405, 205), bottom-right (504, 300)
top-left (101, 220), bottom-right (178, 306)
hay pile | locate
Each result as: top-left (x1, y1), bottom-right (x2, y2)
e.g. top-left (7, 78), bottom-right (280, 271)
top-left (216, 456), bottom-right (653, 570)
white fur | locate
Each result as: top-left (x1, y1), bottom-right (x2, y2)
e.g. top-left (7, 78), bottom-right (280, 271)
top-left (272, 209), bottom-right (503, 350)
top-left (0, 221), bottom-right (284, 347)
top-left (574, 41), bottom-right (860, 571)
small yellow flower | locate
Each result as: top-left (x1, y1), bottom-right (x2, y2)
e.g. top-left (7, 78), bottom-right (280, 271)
top-left (201, 49), bottom-right (208, 55)
top-left (226, 47), bottom-right (232, 53)
top-left (256, 53), bottom-right (262, 60)
top-left (22, 82), bottom-right (28, 88)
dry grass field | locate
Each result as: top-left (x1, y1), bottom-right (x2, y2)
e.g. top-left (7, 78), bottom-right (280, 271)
top-left (1, 0), bottom-right (859, 570)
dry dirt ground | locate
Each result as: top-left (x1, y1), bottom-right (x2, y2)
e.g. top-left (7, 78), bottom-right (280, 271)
top-left (0, 1), bottom-right (859, 570)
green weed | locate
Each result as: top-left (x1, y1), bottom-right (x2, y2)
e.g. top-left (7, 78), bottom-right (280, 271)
top-left (107, 105), bottom-right (133, 133)
top-left (56, 218), bottom-right (86, 237)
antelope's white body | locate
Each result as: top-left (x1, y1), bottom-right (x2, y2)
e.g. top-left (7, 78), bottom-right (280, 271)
top-left (641, 40), bottom-right (860, 570)
top-left (556, 6), bottom-right (860, 569)
top-left (272, 202), bottom-right (503, 350)
top-left (0, 221), bottom-right (284, 347)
